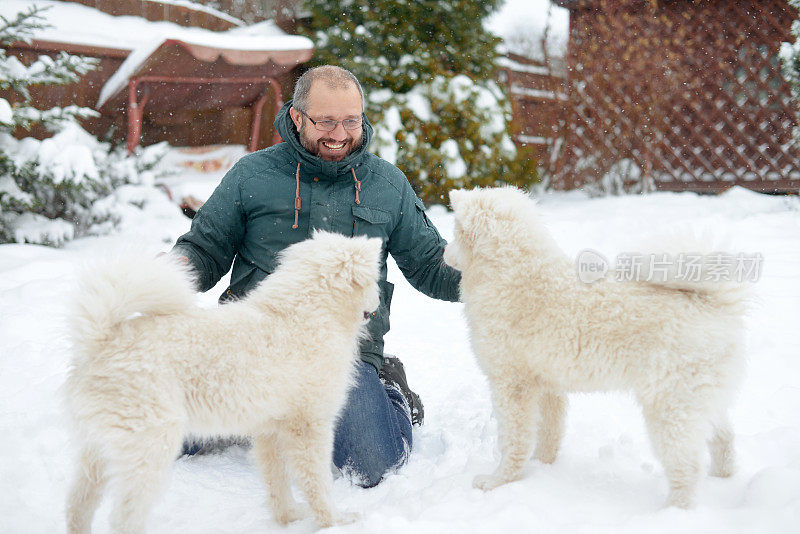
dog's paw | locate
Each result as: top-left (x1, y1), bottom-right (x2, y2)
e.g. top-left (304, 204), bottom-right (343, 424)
top-left (709, 461), bottom-right (735, 478)
top-left (332, 512), bottom-right (359, 526)
top-left (665, 489), bottom-right (695, 510)
top-left (273, 503), bottom-right (309, 525)
top-left (473, 473), bottom-right (507, 492)
top-left (315, 511), bottom-right (358, 528)
top-left (533, 447), bottom-right (558, 465)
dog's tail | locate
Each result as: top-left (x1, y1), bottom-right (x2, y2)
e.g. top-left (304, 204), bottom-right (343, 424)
top-left (632, 229), bottom-right (757, 314)
top-left (70, 252), bottom-right (197, 357)
top-left (647, 277), bottom-right (754, 315)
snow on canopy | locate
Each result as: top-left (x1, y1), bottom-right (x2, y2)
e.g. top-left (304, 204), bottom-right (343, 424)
top-left (0, 1), bottom-right (314, 108)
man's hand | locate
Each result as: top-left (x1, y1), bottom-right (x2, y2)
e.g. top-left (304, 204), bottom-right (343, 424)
top-left (156, 252), bottom-right (190, 264)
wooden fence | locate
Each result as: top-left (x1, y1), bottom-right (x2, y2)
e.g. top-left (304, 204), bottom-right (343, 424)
top-left (543, 0), bottom-right (800, 193)
top-left (498, 52), bottom-right (566, 165)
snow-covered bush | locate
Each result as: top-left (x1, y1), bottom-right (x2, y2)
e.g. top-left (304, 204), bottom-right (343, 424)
top-left (0, 125), bottom-right (169, 246)
top-left (0, 5), bottom-right (169, 246)
top-left (375, 75), bottom-right (535, 205)
top-left (304, 0), bottom-right (538, 206)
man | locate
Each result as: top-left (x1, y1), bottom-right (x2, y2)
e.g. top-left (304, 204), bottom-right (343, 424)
top-left (171, 65), bottom-right (460, 488)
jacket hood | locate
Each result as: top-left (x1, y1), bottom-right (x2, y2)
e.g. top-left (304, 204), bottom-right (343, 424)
top-left (273, 99), bottom-right (374, 178)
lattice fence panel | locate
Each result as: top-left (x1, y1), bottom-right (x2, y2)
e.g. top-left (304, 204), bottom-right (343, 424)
top-left (548, 0), bottom-right (800, 192)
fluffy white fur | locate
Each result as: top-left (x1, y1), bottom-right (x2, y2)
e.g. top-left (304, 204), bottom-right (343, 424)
top-left (65, 231), bottom-right (382, 532)
top-left (444, 187), bottom-right (748, 508)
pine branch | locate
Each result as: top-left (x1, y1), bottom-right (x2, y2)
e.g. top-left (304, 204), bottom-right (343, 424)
top-left (24, 52), bottom-right (100, 87)
top-left (0, 5), bottom-right (50, 47)
top-left (13, 105), bottom-right (99, 132)
top-left (0, 52), bottom-right (99, 94)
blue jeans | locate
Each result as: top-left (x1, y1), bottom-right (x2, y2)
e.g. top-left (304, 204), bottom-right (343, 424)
top-left (332, 361), bottom-right (412, 488)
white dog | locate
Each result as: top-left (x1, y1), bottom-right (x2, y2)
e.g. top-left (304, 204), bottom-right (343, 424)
top-left (444, 187), bottom-right (748, 508)
top-left (65, 231), bottom-right (382, 533)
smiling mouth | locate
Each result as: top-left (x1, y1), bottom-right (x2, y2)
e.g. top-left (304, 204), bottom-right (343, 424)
top-left (322, 140), bottom-right (347, 151)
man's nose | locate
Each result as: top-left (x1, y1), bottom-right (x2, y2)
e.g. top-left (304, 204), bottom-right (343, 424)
top-left (329, 121), bottom-right (348, 140)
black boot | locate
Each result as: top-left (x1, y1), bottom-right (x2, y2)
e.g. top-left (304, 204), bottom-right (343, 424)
top-left (379, 355), bottom-right (424, 426)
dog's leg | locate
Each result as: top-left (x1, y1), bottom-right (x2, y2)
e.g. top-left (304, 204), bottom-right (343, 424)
top-left (66, 444), bottom-right (107, 534)
top-left (708, 413), bottom-right (735, 478)
top-left (533, 390), bottom-right (566, 464)
top-left (282, 416), bottom-right (354, 527)
top-left (474, 377), bottom-right (541, 491)
top-left (109, 426), bottom-right (182, 534)
top-left (641, 401), bottom-right (705, 509)
top-left (252, 430), bottom-right (307, 525)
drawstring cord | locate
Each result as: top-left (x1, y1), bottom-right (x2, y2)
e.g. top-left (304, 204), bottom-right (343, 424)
top-left (352, 168), bottom-right (361, 205)
top-left (292, 162), bottom-right (301, 229)
top-left (291, 163), bottom-right (362, 229)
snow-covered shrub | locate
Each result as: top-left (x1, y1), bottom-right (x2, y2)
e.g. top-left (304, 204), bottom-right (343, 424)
top-left (375, 75), bottom-right (536, 205)
top-left (304, 0), bottom-right (538, 206)
top-left (580, 158), bottom-right (657, 198)
top-left (0, 5), bottom-right (169, 246)
top-left (0, 126), bottom-right (169, 246)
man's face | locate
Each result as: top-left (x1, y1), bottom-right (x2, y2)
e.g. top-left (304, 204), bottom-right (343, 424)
top-left (290, 82), bottom-right (364, 162)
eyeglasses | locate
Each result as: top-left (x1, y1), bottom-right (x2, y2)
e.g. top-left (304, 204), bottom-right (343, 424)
top-left (298, 109), bottom-right (363, 132)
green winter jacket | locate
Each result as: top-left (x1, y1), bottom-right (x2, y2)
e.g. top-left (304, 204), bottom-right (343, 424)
top-left (173, 100), bottom-right (461, 371)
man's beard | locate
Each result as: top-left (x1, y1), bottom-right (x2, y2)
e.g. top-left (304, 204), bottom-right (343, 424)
top-left (298, 125), bottom-right (362, 161)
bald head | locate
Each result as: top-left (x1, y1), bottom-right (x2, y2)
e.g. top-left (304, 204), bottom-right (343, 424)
top-left (292, 65), bottom-right (364, 112)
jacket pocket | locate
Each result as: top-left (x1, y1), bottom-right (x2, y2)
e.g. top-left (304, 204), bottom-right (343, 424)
top-left (352, 204), bottom-right (390, 239)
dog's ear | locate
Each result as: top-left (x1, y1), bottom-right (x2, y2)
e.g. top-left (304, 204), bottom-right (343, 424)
top-left (354, 237), bottom-right (382, 287)
top-left (331, 236), bottom-right (381, 288)
top-left (451, 189), bottom-right (496, 248)
top-left (365, 236), bottom-right (383, 260)
top-left (449, 188), bottom-right (466, 214)
top-left (449, 188), bottom-right (477, 230)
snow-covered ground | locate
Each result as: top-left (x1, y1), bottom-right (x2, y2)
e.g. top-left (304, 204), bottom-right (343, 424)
top-left (1, 164), bottom-right (798, 533)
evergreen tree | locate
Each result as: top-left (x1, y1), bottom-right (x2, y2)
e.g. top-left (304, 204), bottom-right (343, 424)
top-left (0, 6), bottom-right (166, 246)
top-left (0, 6), bottom-right (97, 132)
top-left (303, 0), bottom-right (538, 205)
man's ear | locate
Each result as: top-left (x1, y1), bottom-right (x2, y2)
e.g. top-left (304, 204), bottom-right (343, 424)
top-left (289, 106), bottom-right (303, 130)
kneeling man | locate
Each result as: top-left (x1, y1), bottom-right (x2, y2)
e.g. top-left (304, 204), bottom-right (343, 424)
top-left (172, 65), bottom-right (461, 487)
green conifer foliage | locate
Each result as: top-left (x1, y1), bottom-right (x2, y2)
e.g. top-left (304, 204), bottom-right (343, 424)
top-left (0, 6), bottom-right (167, 245)
top-left (303, 0), bottom-right (538, 205)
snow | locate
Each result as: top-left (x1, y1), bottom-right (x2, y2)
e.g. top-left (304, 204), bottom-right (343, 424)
top-left (96, 18), bottom-right (313, 108)
top-left (0, 1), bottom-right (314, 108)
top-left (0, 0), bottom-right (311, 53)
top-left (0, 98), bottom-right (13, 125)
top-left (34, 123), bottom-right (100, 185)
top-left (9, 211), bottom-right (75, 246)
top-left (370, 75), bottom-right (515, 167)
top-left (486, 0), bottom-right (570, 60)
top-left (440, 139), bottom-right (467, 179)
top-left (4, 122), bottom-right (107, 187)
top-left (1, 169), bottom-right (799, 532)
top-left (149, 0), bottom-right (245, 27)
top-left (1, 0), bottom-right (799, 530)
